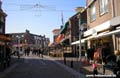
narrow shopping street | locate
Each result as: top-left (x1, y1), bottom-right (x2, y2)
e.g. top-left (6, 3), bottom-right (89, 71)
top-left (0, 55), bottom-right (85, 78)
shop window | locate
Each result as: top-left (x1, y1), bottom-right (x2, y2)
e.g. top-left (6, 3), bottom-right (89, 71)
top-left (100, 0), bottom-right (108, 15)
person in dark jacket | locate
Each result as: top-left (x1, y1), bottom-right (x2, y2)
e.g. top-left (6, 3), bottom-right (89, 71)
top-left (5, 46), bottom-right (11, 68)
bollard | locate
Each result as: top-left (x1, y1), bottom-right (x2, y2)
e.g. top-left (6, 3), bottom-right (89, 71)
top-left (64, 57), bottom-right (66, 64)
top-left (71, 60), bottom-right (73, 68)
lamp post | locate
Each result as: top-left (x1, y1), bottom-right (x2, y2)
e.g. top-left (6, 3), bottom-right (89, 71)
top-left (77, 14), bottom-right (82, 61)
top-left (78, 15), bottom-right (86, 61)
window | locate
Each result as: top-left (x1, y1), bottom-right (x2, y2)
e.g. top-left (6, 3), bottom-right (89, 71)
top-left (0, 16), bottom-right (4, 22)
top-left (90, 4), bottom-right (96, 21)
top-left (0, 25), bottom-right (3, 33)
top-left (21, 35), bottom-right (24, 37)
top-left (100, 0), bottom-right (108, 15)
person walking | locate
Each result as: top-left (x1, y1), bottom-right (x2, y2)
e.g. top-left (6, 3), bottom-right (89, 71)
top-left (16, 47), bottom-right (20, 59)
top-left (6, 46), bottom-right (11, 67)
top-left (24, 48), bottom-right (27, 56)
top-left (26, 47), bottom-right (30, 56)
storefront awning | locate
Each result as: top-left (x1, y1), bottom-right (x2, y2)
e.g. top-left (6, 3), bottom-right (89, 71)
top-left (71, 29), bottom-right (120, 45)
top-left (95, 29), bottom-right (120, 38)
top-left (84, 20), bottom-right (110, 37)
top-left (0, 34), bottom-right (11, 41)
top-left (71, 39), bottom-right (86, 45)
top-left (71, 35), bottom-right (96, 45)
top-left (60, 38), bottom-right (69, 46)
top-left (56, 34), bottom-right (64, 43)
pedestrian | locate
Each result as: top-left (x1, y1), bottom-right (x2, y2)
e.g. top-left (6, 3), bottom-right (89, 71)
top-left (41, 48), bottom-right (43, 58)
top-left (6, 46), bottom-right (11, 67)
top-left (38, 48), bottom-right (41, 57)
top-left (94, 49), bottom-right (99, 62)
top-left (92, 61), bottom-right (98, 75)
top-left (24, 48), bottom-right (27, 56)
top-left (27, 47), bottom-right (30, 56)
top-left (16, 47), bottom-right (20, 59)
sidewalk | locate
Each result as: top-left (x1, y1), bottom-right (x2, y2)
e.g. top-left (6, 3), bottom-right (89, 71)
top-left (43, 55), bottom-right (86, 78)
top-left (45, 56), bottom-right (113, 75)
top-left (0, 56), bottom-right (24, 75)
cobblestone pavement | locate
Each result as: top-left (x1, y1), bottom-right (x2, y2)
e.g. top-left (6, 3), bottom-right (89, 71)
top-left (0, 55), bottom-right (85, 78)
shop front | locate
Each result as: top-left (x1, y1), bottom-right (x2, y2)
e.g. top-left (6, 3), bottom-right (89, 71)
top-left (83, 20), bottom-right (116, 63)
top-left (0, 34), bottom-right (11, 69)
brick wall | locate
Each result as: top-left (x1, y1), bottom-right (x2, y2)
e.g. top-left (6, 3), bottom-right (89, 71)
top-left (114, 0), bottom-right (120, 16)
top-left (87, 0), bottom-right (112, 29)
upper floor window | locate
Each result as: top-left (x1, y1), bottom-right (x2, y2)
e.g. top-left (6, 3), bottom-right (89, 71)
top-left (0, 25), bottom-right (3, 33)
top-left (100, 0), bottom-right (108, 15)
top-left (90, 4), bottom-right (96, 21)
top-left (0, 16), bottom-right (4, 22)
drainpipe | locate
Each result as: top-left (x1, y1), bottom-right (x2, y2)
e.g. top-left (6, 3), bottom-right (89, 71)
top-left (111, 0), bottom-right (115, 18)
top-left (78, 14), bottom-right (81, 61)
top-left (111, 0), bottom-right (116, 54)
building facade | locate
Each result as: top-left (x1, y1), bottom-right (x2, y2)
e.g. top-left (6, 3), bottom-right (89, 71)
top-left (84, 0), bottom-right (120, 62)
top-left (70, 9), bottom-right (87, 57)
top-left (110, 0), bottom-right (120, 54)
top-left (8, 30), bottom-right (50, 55)
top-left (0, 1), bottom-right (11, 69)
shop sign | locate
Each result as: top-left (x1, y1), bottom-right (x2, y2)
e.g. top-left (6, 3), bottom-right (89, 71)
top-left (0, 35), bottom-right (11, 41)
top-left (92, 29), bottom-right (97, 36)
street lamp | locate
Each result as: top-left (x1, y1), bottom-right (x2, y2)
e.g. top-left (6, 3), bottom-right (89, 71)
top-left (76, 7), bottom-right (84, 61)
top-left (79, 18), bottom-right (81, 61)
top-left (78, 15), bottom-right (86, 61)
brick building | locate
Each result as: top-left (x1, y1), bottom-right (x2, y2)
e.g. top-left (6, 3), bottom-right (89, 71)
top-left (8, 30), bottom-right (50, 55)
top-left (84, 0), bottom-right (120, 61)
top-left (70, 9), bottom-right (87, 57)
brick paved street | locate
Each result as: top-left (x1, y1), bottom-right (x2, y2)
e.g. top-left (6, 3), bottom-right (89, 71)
top-left (0, 55), bottom-right (85, 78)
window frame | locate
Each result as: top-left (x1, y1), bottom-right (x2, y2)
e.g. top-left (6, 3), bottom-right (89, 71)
top-left (90, 3), bottom-right (96, 22)
top-left (0, 25), bottom-right (3, 33)
top-left (99, 0), bottom-right (108, 15)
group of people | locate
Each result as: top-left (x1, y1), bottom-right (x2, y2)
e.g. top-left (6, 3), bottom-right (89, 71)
top-left (24, 47), bottom-right (44, 57)
top-left (86, 44), bottom-right (111, 75)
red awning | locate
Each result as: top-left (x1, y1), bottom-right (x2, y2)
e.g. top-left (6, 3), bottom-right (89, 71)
top-left (56, 34), bottom-right (64, 43)
top-left (0, 34), bottom-right (11, 41)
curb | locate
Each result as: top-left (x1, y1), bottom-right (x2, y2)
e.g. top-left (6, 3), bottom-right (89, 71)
top-left (44, 55), bottom-right (86, 78)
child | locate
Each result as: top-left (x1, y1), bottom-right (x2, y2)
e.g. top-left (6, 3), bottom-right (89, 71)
top-left (93, 61), bottom-right (98, 75)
